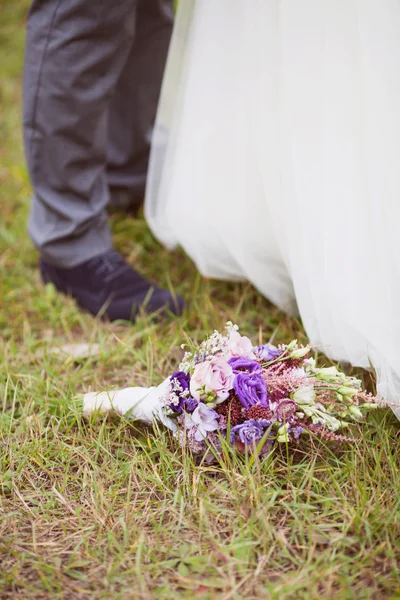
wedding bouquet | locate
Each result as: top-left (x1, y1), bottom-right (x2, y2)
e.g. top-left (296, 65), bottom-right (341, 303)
top-left (83, 323), bottom-right (378, 458)
top-left (161, 323), bottom-right (377, 456)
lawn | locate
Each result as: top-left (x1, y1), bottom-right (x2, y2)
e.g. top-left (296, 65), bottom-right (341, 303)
top-left (1, 2), bottom-right (400, 599)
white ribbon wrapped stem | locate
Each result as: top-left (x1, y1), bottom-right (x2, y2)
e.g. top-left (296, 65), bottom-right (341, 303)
top-left (82, 378), bottom-right (176, 431)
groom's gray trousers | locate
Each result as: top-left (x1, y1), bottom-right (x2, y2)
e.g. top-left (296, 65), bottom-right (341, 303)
top-left (23, 0), bottom-right (173, 267)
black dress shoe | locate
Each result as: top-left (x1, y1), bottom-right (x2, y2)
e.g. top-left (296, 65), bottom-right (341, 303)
top-left (40, 249), bottom-right (184, 321)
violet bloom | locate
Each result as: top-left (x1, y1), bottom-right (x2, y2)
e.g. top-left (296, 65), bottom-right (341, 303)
top-left (168, 397), bottom-right (184, 413)
top-left (169, 371), bottom-right (191, 413)
top-left (293, 426), bottom-right (304, 440)
top-left (258, 344), bottom-right (281, 362)
top-left (231, 419), bottom-right (269, 445)
top-left (234, 373), bottom-right (268, 409)
top-left (171, 371), bottom-right (190, 391)
top-left (184, 403), bottom-right (219, 441)
top-left (184, 397), bottom-right (198, 413)
top-left (228, 357), bottom-right (262, 375)
top-left (194, 353), bottom-right (207, 365)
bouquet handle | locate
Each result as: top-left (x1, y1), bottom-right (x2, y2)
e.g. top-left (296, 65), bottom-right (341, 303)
top-left (82, 378), bottom-right (176, 432)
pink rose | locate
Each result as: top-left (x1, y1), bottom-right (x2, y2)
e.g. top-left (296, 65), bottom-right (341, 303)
top-left (190, 357), bottom-right (234, 401)
top-left (225, 331), bottom-right (256, 360)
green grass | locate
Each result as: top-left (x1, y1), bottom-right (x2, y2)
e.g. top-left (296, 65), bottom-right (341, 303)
top-left (1, 2), bottom-right (400, 598)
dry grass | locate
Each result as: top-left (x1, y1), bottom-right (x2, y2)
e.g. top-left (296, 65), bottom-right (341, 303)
top-left (1, 2), bottom-right (400, 598)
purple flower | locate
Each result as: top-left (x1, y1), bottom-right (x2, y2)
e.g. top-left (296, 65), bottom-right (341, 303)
top-left (171, 371), bottom-right (190, 391)
top-left (169, 371), bottom-right (191, 413)
top-left (228, 357), bottom-right (262, 375)
top-left (169, 398), bottom-right (184, 413)
top-left (231, 419), bottom-right (268, 445)
top-left (234, 373), bottom-right (268, 409)
top-left (194, 353), bottom-right (207, 365)
top-left (293, 426), bottom-right (304, 440)
top-left (184, 397), bottom-right (198, 413)
top-left (257, 344), bottom-right (281, 362)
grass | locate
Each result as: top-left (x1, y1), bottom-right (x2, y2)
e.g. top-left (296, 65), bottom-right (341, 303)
top-left (1, 2), bottom-right (400, 598)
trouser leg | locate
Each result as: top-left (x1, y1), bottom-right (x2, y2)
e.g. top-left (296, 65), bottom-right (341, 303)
top-left (107, 0), bottom-right (174, 208)
top-left (24, 0), bottom-right (137, 267)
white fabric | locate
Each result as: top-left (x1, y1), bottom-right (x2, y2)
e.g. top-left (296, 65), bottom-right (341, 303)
top-left (146, 0), bottom-right (400, 416)
top-left (83, 378), bottom-right (176, 431)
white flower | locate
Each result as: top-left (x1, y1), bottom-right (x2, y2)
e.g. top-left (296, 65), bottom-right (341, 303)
top-left (315, 412), bottom-right (342, 432)
top-left (179, 351), bottom-right (195, 373)
top-left (291, 367), bottom-right (307, 380)
top-left (304, 357), bottom-right (316, 371)
top-left (184, 404), bottom-right (219, 441)
top-left (315, 366), bottom-right (344, 382)
top-left (289, 347), bottom-right (310, 359)
top-left (293, 385), bottom-right (316, 405)
top-left (225, 321), bottom-right (239, 334)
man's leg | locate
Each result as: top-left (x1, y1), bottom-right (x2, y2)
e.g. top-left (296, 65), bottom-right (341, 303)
top-left (107, 0), bottom-right (174, 209)
top-left (24, 0), bottom-right (136, 267)
top-left (23, 0), bottom-right (183, 319)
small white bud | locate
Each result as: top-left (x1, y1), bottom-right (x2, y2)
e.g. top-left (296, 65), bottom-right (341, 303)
top-left (290, 347), bottom-right (310, 359)
top-left (293, 385), bottom-right (316, 405)
top-left (337, 386), bottom-right (359, 397)
top-left (277, 423), bottom-right (290, 443)
top-left (286, 340), bottom-right (298, 351)
top-left (348, 405), bottom-right (363, 419)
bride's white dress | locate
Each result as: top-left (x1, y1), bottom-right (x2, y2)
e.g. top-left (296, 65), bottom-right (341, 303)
top-left (145, 0), bottom-right (400, 416)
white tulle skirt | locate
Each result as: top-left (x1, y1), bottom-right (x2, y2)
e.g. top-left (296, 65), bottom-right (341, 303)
top-left (145, 0), bottom-right (400, 415)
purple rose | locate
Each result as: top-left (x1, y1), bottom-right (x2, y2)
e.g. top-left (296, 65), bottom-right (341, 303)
top-left (234, 373), bottom-right (268, 409)
top-left (228, 357), bottom-right (262, 375)
top-left (169, 371), bottom-right (191, 413)
top-left (257, 344), bottom-right (281, 362)
top-left (231, 419), bottom-right (268, 445)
